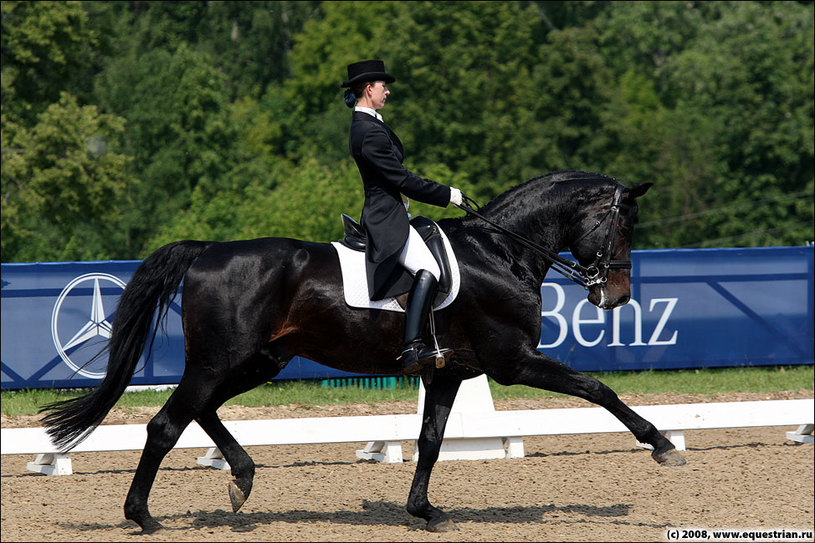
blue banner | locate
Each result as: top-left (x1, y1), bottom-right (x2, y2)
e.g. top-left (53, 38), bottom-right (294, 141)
top-left (538, 246), bottom-right (813, 371)
top-left (2, 246), bottom-right (812, 390)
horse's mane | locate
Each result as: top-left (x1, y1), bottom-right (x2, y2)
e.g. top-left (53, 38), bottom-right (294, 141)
top-left (480, 170), bottom-right (619, 214)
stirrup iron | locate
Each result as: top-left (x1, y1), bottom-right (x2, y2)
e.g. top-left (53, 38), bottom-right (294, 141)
top-left (429, 311), bottom-right (448, 368)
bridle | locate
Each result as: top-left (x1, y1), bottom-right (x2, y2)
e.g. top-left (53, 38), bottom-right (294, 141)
top-left (455, 184), bottom-right (630, 289)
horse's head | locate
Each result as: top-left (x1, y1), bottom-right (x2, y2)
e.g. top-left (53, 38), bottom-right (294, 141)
top-left (568, 182), bottom-right (652, 310)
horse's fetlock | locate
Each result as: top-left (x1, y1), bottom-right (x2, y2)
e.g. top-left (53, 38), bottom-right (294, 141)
top-left (234, 476), bottom-right (253, 499)
top-left (123, 498), bottom-right (144, 520)
top-left (231, 463), bottom-right (255, 483)
top-left (406, 497), bottom-right (430, 520)
top-left (124, 500), bottom-right (162, 533)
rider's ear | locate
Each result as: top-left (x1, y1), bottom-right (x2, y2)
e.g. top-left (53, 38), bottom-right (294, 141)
top-left (627, 183), bottom-right (653, 199)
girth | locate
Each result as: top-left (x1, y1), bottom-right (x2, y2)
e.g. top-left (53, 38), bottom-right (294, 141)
top-left (339, 214), bottom-right (453, 298)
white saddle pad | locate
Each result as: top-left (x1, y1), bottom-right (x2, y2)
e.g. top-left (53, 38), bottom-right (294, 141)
top-left (330, 227), bottom-right (460, 313)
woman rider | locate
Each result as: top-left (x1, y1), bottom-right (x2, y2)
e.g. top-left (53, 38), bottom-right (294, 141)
top-left (341, 59), bottom-right (463, 374)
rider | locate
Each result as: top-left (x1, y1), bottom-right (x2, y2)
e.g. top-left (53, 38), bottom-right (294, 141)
top-left (341, 59), bottom-right (463, 375)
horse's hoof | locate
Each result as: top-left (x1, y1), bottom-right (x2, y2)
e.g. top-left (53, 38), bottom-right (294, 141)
top-left (228, 481), bottom-right (247, 512)
top-left (653, 448), bottom-right (687, 466)
top-left (139, 518), bottom-right (164, 535)
top-left (426, 517), bottom-right (459, 532)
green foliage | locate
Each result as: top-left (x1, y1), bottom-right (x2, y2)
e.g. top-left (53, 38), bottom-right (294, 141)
top-left (1, 93), bottom-right (136, 261)
top-left (2, 366), bottom-right (811, 417)
top-left (1, 1), bottom-right (812, 263)
top-left (601, 1), bottom-right (815, 249)
top-left (490, 366), bottom-right (815, 401)
top-left (1, 1), bottom-right (97, 125)
top-left (149, 157), bottom-right (361, 245)
top-left (92, 42), bottom-right (239, 257)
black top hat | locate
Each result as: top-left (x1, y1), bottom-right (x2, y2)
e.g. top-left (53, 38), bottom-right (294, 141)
top-left (341, 59), bottom-right (396, 88)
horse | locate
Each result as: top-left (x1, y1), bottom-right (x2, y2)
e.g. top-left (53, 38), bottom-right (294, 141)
top-left (41, 170), bottom-right (686, 534)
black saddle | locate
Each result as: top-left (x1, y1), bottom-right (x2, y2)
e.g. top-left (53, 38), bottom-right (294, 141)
top-left (339, 214), bottom-right (453, 298)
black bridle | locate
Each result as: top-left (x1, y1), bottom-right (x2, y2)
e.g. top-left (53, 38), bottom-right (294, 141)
top-left (455, 184), bottom-right (630, 289)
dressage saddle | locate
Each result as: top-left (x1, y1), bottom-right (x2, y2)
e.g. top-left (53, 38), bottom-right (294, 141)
top-left (339, 214), bottom-right (453, 302)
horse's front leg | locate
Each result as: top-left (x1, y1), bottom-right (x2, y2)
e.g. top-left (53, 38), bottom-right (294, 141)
top-left (406, 372), bottom-right (462, 532)
top-left (497, 348), bottom-right (686, 466)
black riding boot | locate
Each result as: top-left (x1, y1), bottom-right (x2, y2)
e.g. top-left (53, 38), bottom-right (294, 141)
top-left (397, 269), bottom-right (452, 374)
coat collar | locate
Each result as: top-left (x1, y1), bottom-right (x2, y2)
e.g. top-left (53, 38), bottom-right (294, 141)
top-left (352, 110), bottom-right (384, 125)
top-left (354, 106), bottom-right (383, 122)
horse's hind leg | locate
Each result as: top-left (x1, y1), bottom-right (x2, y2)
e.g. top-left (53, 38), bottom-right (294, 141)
top-left (190, 346), bottom-right (291, 512)
top-left (498, 349), bottom-right (686, 466)
top-left (406, 373), bottom-right (462, 532)
top-left (193, 350), bottom-right (290, 513)
top-left (123, 381), bottom-right (201, 533)
top-left (195, 410), bottom-right (254, 513)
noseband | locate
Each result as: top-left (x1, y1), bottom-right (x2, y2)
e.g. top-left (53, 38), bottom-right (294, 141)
top-left (570, 184), bottom-right (631, 287)
top-left (456, 184), bottom-right (630, 289)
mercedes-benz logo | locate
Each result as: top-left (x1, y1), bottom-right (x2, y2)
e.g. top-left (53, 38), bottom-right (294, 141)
top-left (51, 273), bottom-right (127, 379)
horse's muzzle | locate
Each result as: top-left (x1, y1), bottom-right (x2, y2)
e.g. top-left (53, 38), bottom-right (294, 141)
top-left (588, 286), bottom-right (630, 310)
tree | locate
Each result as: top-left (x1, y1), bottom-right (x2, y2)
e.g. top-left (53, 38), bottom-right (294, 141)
top-left (2, 1), bottom-right (811, 262)
top-left (279, 1), bottom-right (557, 200)
top-left (197, 1), bottom-right (321, 100)
top-left (1, 93), bottom-right (136, 261)
top-left (639, 1), bottom-right (813, 247)
top-left (148, 157), bottom-right (361, 246)
top-left (93, 42), bottom-right (238, 256)
top-left (0, 1), bottom-right (97, 125)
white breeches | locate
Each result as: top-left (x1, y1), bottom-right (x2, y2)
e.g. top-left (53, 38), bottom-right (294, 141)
top-left (398, 225), bottom-right (441, 281)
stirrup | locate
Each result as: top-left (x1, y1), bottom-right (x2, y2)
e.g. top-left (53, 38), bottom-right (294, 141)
top-left (397, 343), bottom-right (452, 375)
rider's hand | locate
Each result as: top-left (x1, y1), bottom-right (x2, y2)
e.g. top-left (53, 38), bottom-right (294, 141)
top-left (449, 187), bottom-right (463, 207)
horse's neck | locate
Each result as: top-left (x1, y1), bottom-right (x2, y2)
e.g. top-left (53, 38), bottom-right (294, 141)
top-left (482, 188), bottom-right (569, 252)
top-left (469, 177), bottom-right (616, 282)
top-left (470, 190), bottom-right (570, 282)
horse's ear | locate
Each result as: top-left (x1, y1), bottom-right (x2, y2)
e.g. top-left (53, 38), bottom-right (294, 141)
top-left (627, 182), bottom-right (653, 199)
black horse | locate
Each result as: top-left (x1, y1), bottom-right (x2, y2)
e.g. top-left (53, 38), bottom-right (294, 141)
top-left (42, 170), bottom-right (686, 534)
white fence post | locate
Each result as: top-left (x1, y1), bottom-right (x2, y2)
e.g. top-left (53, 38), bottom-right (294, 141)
top-left (411, 374), bottom-right (521, 461)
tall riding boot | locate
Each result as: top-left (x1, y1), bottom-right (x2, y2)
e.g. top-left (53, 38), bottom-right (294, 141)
top-left (397, 269), bottom-right (452, 374)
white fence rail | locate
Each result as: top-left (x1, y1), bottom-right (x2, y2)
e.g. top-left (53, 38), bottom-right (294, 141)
top-left (2, 385), bottom-right (811, 475)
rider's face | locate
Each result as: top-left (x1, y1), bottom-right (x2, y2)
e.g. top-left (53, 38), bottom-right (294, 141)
top-left (368, 81), bottom-right (389, 110)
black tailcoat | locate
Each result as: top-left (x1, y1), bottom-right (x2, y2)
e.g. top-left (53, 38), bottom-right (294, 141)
top-left (348, 111), bottom-right (451, 300)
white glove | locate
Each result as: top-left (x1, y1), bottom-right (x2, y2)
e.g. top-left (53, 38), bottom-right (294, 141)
top-left (449, 187), bottom-right (463, 206)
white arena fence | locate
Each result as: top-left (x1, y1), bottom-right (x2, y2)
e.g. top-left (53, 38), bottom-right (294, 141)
top-left (1, 375), bottom-right (812, 475)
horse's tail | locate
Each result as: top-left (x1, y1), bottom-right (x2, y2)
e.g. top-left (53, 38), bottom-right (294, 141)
top-left (41, 240), bottom-right (214, 452)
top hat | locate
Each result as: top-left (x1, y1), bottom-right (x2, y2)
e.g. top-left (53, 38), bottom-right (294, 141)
top-left (341, 59), bottom-right (396, 88)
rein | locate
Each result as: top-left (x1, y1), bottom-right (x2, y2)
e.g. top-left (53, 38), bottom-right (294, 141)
top-left (454, 185), bottom-right (629, 289)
